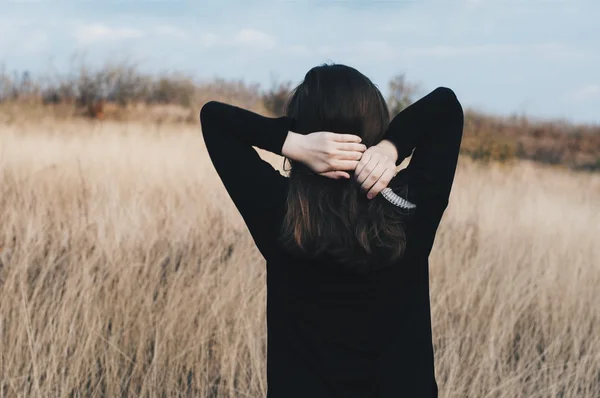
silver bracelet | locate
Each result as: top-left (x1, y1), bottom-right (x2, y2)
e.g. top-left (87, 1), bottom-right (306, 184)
top-left (380, 187), bottom-right (416, 210)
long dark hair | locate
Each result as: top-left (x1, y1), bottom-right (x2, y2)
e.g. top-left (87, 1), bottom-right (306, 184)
top-left (279, 63), bottom-right (410, 272)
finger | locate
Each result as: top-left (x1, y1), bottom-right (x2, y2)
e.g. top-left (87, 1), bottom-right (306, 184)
top-left (331, 134), bottom-right (362, 143)
top-left (360, 162), bottom-right (387, 192)
top-left (336, 143), bottom-right (367, 152)
top-left (331, 159), bottom-right (361, 171)
top-left (356, 160), bottom-right (378, 185)
top-left (356, 156), bottom-right (382, 185)
top-left (366, 167), bottom-right (396, 199)
top-left (354, 151), bottom-right (372, 177)
top-left (320, 170), bottom-right (351, 180)
top-left (335, 150), bottom-right (364, 161)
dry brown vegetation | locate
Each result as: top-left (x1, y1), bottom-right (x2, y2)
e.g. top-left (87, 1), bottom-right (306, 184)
top-left (461, 110), bottom-right (600, 171)
top-left (2, 62), bottom-right (599, 171)
top-left (0, 115), bottom-right (598, 397)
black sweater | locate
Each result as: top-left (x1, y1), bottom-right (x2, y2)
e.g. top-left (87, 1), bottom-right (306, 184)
top-left (200, 87), bottom-right (464, 398)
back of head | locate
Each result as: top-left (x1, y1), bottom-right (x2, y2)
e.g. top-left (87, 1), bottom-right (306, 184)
top-left (279, 63), bottom-right (410, 272)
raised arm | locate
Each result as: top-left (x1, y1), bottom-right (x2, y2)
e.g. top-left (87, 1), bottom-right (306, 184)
top-left (200, 101), bottom-right (296, 253)
top-left (383, 87), bottom-right (464, 204)
top-left (199, 101), bottom-right (365, 254)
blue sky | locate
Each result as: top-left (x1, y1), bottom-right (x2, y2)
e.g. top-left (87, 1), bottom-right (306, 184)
top-left (1, 0), bottom-right (599, 124)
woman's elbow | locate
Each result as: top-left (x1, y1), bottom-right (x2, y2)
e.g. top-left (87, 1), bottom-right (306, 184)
top-left (435, 87), bottom-right (463, 123)
top-left (199, 101), bottom-right (220, 127)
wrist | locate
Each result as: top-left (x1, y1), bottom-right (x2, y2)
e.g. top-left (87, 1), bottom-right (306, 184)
top-left (281, 131), bottom-right (305, 162)
top-left (376, 139), bottom-right (399, 163)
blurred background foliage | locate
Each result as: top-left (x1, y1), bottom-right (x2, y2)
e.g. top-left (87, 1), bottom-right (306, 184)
top-left (1, 60), bottom-right (598, 171)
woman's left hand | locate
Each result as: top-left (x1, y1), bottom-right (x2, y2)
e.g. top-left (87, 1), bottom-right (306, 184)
top-left (354, 140), bottom-right (399, 199)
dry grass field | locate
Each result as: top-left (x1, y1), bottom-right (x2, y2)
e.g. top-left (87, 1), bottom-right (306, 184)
top-left (0, 118), bottom-right (598, 397)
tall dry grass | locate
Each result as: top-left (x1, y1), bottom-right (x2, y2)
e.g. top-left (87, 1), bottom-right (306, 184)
top-left (0, 119), bottom-right (598, 397)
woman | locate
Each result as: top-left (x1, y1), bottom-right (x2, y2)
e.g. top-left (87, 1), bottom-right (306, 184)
top-left (200, 64), bottom-right (463, 398)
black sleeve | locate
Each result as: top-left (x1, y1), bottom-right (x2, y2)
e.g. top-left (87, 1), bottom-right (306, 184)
top-left (199, 101), bottom-right (295, 253)
top-left (384, 87), bottom-right (464, 205)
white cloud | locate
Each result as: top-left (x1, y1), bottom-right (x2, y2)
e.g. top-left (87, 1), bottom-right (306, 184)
top-left (233, 28), bottom-right (276, 50)
top-left (154, 27), bottom-right (219, 47)
top-left (293, 41), bottom-right (393, 60)
top-left (406, 44), bottom-right (520, 58)
top-left (69, 24), bottom-right (276, 51)
top-left (532, 42), bottom-right (597, 61)
top-left (403, 42), bottom-right (597, 62)
top-left (311, 40), bottom-right (395, 61)
top-left (198, 32), bottom-right (219, 47)
top-left (285, 44), bottom-right (312, 57)
top-left (73, 23), bottom-right (145, 44)
top-left (19, 30), bottom-right (48, 54)
top-left (317, 45), bottom-right (332, 55)
top-left (154, 25), bottom-right (190, 41)
top-left (568, 84), bottom-right (600, 102)
top-left (355, 41), bottom-right (394, 59)
top-left (0, 21), bottom-right (48, 55)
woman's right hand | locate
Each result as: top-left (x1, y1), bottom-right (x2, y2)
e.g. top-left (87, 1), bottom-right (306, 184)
top-left (282, 131), bottom-right (367, 179)
top-left (354, 139), bottom-right (399, 199)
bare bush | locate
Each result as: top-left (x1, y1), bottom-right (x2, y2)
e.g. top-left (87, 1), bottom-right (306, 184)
top-left (262, 78), bottom-right (293, 117)
top-left (387, 73), bottom-right (421, 115)
top-left (0, 63), bottom-right (598, 168)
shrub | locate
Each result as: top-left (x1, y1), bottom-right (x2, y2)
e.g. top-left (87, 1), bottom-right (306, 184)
top-left (262, 79), bottom-right (293, 117)
top-left (386, 73), bottom-right (420, 115)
